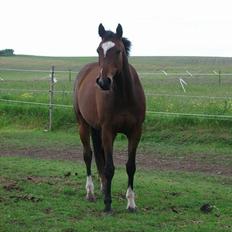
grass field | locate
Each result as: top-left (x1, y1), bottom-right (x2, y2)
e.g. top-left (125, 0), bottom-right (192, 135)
top-left (1, 55), bottom-right (232, 231)
top-left (1, 55), bottom-right (232, 123)
top-left (1, 55), bottom-right (232, 169)
top-left (1, 156), bottom-right (232, 232)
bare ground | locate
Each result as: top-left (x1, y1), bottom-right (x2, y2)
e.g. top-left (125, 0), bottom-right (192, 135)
top-left (1, 148), bottom-right (231, 176)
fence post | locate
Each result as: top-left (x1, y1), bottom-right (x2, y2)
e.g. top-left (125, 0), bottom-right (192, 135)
top-left (69, 69), bottom-right (71, 82)
top-left (49, 66), bottom-right (55, 131)
top-left (218, 70), bottom-right (221, 86)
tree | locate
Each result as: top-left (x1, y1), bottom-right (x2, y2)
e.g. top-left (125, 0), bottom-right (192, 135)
top-left (0, 49), bottom-right (15, 56)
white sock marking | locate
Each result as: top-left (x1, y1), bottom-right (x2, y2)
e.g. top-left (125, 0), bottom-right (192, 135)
top-left (126, 187), bottom-right (136, 209)
top-left (101, 41), bottom-right (115, 57)
top-left (86, 176), bottom-right (94, 195)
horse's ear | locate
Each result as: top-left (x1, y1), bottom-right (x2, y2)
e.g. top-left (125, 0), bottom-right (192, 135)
top-left (116, 24), bottom-right (123, 38)
top-left (98, 23), bottom-right (106, 38)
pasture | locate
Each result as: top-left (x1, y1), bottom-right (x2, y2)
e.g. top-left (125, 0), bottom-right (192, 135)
top-left (1, 55), bottom-right (232, 231)
top-left (1, 156), bottom-right (232, 232)
top-left (1, 55), bottom-right (232, 126)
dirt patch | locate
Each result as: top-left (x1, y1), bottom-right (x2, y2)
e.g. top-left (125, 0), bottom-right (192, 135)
top-left (0, 148), bottom-right (231, 176)
top-left (3, 181), bottom-right (23, 192)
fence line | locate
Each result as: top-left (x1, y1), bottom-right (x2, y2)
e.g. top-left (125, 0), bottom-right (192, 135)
top-left (1, 88), bottom-right (232, 100)
top-left (0, 88), bottom-right (72, 94)
top-left (145, 93), bottom-right (232, 100)
top-left (1, 67), bottom-right (232, 76)
top-left (0, 68), bottom-right (74, 73)
top-left (1, 98), bottom-right (232, 121)
top-left (0, 98), bottom-right (72, 108)
top-left (0, 88), bottom-right (73, 94)
top-left (1, 66), bottom-right (232, 129)
top-left (0, 88), bottom-right (49, 93)
top-left (146, 111), bottom-right (232, 120)
top-left (139, 72), bottom-right (232, 76)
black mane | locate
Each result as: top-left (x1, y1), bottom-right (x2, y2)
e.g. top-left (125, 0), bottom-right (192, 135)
top-left (122, 37), bottom-right (131, 57)
top-left (102, 30), bottom-right (131, 56)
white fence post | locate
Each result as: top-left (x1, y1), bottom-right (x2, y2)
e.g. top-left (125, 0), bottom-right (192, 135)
top-left (49, 66), bottom-right (55, 131)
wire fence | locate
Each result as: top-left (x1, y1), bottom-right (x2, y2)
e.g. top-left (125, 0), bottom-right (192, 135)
top-left (1, 88), bottom-right (232, 100)
top-left (1, 67), bottom-right (232, 76)
top-left (1, 98), bottom-right (232, 121)
top-left (1, 67), bottom-right (232, 129)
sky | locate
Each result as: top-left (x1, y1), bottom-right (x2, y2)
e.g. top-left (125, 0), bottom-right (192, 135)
top-left (1, 0), bottom-right (232, 57)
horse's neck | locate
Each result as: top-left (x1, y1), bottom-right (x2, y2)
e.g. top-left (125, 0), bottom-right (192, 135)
top-left (114, 58), bottom-right (135, 106)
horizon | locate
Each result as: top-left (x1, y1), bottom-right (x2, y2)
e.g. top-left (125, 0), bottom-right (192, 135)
top-left (9, 54), bottom-right (232, 59)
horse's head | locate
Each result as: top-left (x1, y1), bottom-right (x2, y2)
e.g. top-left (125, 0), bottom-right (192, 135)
top-left (96, 23), bottom-right (131, 91)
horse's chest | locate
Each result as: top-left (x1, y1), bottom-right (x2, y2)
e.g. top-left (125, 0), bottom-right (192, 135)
top-left (112, 112), bottom-right (136, 131)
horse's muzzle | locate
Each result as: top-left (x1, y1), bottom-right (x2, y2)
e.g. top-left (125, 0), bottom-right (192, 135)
top-left (96, 77), bottom-right (112, 91)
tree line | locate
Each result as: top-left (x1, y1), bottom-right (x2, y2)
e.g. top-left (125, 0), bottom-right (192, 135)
top-left (0, 49), bottom-right (14, 56)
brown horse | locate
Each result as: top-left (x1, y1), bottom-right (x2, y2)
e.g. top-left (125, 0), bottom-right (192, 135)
top-left (74, 24), bottom-right (146, 212)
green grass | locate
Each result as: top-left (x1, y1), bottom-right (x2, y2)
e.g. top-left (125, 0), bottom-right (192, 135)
top-left (1, 55), bottom-right (232, 121)
top-left (0, 156), bottom-right (232, 232)
top-left (1, 55), bottom-right (232, 176)
top-left (1, 56), bottom-right (231, 161)
top-left (0, 128), bottom-right (80, 151)
top-left (1, 56), bottom-right (232, 231)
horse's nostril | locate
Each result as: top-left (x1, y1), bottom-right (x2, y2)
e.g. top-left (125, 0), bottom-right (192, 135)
top-left (105, 77), bottom-right (111, 85)
top-left (96, 77), bottom-right (101, 85)
top-left (96, 77), bottom-right (111, 90)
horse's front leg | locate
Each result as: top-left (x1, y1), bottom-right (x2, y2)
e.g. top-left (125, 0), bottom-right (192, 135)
top-left (101, 126), bottom-right (116, 212)
top-left (79, 123), bottom-right (95, 202)
top-left (126, 126), bottom-right (142, 212)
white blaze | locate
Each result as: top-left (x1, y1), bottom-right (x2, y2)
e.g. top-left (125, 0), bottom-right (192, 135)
top-left (101, 41), bottom-right (115, 57)
top-left (126, 187), bottom-right (136, 209)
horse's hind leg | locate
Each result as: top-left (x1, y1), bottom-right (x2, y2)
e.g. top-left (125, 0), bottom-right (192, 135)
top-left (91, 128), bottom-right (106, 193)
top-left (79, 122), bottom-right (96, 201)
top-left (126, 126), bottom-right (142, 212)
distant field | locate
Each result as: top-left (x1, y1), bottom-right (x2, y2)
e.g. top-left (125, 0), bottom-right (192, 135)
top-left (1, 55), bottom-right (232, 155)
top-left (1, 55), bottom-right (232, 72)
top-left (1, 55), bottom-right (232, 123)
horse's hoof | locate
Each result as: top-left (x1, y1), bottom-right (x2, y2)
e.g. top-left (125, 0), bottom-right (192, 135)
top-left (103, 205), bottom-right (112, 214)
top-left (127, 207), bottom-right (137, 213)
top-left (86, 194), bottom-right (96, 202)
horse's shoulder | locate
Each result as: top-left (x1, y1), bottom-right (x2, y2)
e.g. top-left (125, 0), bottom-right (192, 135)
top-left (75, 62), bottom-right (98, 87)
top-left (77, 62), bottom-right (98, 79)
